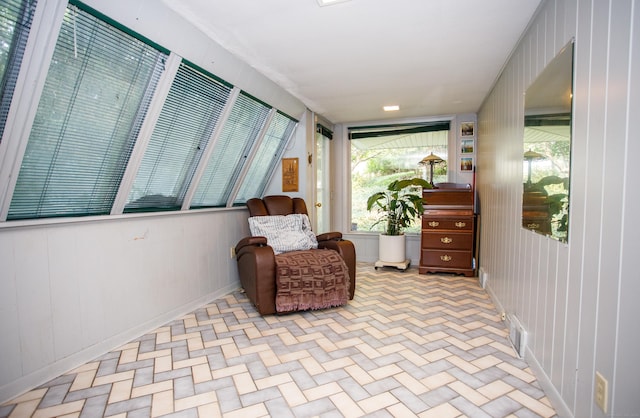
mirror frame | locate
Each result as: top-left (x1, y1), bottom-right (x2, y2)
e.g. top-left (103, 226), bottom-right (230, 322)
top-left (522, 40), bottom-right (574, 243)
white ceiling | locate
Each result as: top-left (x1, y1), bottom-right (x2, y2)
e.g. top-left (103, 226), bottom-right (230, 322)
top-left (162, 0), bottom-right (542, 124)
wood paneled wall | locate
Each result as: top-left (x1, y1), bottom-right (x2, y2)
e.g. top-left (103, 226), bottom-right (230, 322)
top-left (477, 0), bottom-right (640, 416)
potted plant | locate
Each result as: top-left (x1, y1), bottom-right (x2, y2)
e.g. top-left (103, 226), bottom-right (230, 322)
top-left (367, 177), bottom-right (431, 263)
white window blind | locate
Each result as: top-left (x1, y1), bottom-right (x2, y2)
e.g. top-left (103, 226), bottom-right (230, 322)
top-left (233, 111), bottom-right (296, 204)
top-left (0, 0), bottom-right (37, 141)
top-left (125, 62), bottom-right (232, 211)
top-left (7, 5), bottom-right (167, 219)
top-left (190, 92), bottom-right (269, 208)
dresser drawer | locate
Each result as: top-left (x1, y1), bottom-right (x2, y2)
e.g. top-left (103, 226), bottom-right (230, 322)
top-left (422, 231), bottom-right (473, 250)
top-left (422, 217), bottom-right (473, 231)
top-left (421, 249), bottom-right (472, 269)
top-left (522, 211), bottom-right (551, 234)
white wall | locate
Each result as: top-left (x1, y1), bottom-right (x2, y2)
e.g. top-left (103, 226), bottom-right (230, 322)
top-left (264, 112), bottom-right (309, 200)
top-left (452, 113), bottom-right (477, 187)
top-left (477, 0), bottom-right (640, 416)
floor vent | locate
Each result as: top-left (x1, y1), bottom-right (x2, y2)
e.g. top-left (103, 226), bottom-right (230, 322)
top-left (478, 267), bottom-right (488, 289)
top-left (508, 315), bottom-right (527, 358)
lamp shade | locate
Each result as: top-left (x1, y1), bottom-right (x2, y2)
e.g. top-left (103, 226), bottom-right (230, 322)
top-left (419, 152), bottom-right (443, 165)
top-left (524, 149), bottom-right (546, 185)
top-left (523, 149), bottom-right (545, 160)
top-left (419, 152), bottom-right (444, 186)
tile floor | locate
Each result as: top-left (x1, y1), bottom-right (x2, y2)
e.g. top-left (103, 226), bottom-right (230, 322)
top-left (1, 263), bottom-right (556, 417)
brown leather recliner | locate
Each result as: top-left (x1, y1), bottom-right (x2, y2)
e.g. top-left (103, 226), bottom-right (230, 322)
top-left (235, 195), bottom-right (356, 315)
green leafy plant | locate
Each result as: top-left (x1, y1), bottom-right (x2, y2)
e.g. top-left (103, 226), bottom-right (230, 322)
top-left (366, 177), bottom-right (431, 236)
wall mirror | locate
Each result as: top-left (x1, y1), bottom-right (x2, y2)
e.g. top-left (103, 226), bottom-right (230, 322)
top-left (522, 41), bottom-right (573, 243)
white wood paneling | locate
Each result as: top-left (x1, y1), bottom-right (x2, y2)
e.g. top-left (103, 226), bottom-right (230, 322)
top-left (478, 0), bottom-right (640, 416)
top-left (615, 2), bottom-right (640, 414)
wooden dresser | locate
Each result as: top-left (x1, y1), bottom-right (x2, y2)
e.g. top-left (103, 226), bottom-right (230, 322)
top-left (419, 184), bottom-right (476, 277)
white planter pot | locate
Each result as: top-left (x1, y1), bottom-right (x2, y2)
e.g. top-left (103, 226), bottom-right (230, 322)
top-left (378, 234), bottom-right (406, 263)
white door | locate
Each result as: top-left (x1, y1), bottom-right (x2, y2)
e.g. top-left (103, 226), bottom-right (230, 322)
top-left (315, 129), bottom-right (331, 233)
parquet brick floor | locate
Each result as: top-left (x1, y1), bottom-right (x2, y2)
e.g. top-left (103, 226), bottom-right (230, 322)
top-left (1, 263), bottom-right (556, 417)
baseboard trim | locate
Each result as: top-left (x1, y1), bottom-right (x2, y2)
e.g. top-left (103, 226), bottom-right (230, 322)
top-left (524, 346), bottom-right (573, 417)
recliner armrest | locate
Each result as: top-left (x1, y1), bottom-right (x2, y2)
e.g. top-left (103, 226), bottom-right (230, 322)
top-left (236, 236), bottom-right (268, 253)
top-left (316, 231), bottom-right (342, 242)
top-left (235, 239), bottom-right (278, 315)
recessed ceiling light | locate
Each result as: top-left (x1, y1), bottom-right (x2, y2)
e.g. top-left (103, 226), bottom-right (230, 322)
top-left (317, 0), bottom-right (351, 7)
top-left (383, 105), bottom-right (400, 111)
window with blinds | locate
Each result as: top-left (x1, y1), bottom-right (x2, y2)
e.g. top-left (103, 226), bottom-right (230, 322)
top-left (0, 0), bottom-right (37, 142)
top-left (2, 3), bottom-right (299, 221)
top-left (124, 62), bottom-right (232, 212)
top-left (190, 92), bottom-right (270, 208)
top-left (233, 111), bottom-right (297, 205)
top-left (7, 4), bottom-right (167, 220)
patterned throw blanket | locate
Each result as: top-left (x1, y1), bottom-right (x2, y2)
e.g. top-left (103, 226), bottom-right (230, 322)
top-left (274, 249), bottom-right (350, 313)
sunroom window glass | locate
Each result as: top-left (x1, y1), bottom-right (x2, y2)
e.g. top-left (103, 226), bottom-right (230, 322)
top-left (7, 5), bottom-right (166, 220)
top-left (350, 122), bottom-right (449, 233)
top-left (125, 63), bottom-right (231, 211)
top-left (233, 112), bottom-right (296, 204)
top-left (190, 92), bottom-right (269, 207)
top-left (0, 0), bottom-right (37, 141)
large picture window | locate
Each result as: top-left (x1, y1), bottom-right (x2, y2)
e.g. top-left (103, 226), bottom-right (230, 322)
top-left (350, 122), bottom-right (450, 233)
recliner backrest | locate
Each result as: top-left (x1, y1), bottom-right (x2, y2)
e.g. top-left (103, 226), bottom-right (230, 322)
top-left (247, 195), bottom-right (308, 217)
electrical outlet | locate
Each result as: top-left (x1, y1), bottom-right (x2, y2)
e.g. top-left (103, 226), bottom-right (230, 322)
top-left (595, 371), bottom-right (608, 413)
top-left (501, 312), bottom-right (506, 321)
top-left (230, 246), bottom-right (236, 259)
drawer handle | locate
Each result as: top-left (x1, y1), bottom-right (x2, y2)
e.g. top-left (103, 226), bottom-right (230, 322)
top-left (428, 221), bottom-right (439, 227)
top-left (527, 223), bottom-right (540, 229)
top-left (440, 237), bottom-right (453, 244)
top-left (455, 222), bottom-right (466, 228)
top-left (440, 255), bottom-right (452, 262)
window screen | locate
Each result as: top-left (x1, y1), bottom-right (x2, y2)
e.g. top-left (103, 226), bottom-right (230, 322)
top-left (190, 92), bottom-right (269, 208)
top-left (233, 111), bottom-right (296, 204)
top-left (125, 62), bottom-right (232, 211)
top-left (7, 5), bottom-right (167, 219)
top-left (0, 0), bottom-right (37, 141)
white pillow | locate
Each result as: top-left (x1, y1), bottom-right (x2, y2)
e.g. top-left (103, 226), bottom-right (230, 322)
top-left (248, 214), bottom-right (318, 254)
